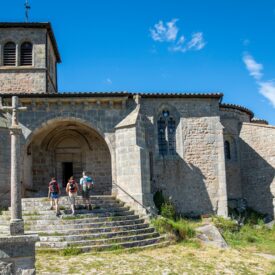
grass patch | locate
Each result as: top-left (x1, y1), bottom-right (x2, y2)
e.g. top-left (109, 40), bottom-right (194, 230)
top-left (39, 231), bottom-right (64, 236)
top-left (61, 246), bottom-right (83, 256)
top-left (212, 216), bottom-right (275, 254)
top-left (152, 216), bottom-right (196, 242)
top-left (62, 215), bottom-right (80, 220)
top-left (23, 211), bottom-right (39, 216)
top-left (36, 243), bottom-right (275, 274)
top-left (104, 244), bottom-right (124, 251)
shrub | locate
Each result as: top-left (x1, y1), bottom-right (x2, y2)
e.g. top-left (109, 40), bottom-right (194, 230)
top-left (170, 219), bottom-right (196, 240)
top-left (152, 217), bottom-right (195, 242)
top-left (212, 216), bottom-right (239, 233)
top-left (153, 190), bottom-right (165, 214)
top-left (161, 202), bottom-right (176, 220)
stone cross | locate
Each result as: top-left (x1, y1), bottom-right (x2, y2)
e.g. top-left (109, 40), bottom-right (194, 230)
top-left (0, 96), bottom-right (27, 235)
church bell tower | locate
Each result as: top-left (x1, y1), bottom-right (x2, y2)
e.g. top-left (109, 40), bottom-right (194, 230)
top-left (0, 22), bottom-right (61, 94)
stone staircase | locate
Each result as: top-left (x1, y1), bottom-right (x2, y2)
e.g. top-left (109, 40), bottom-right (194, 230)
top-left (0, 196), bottom-right (167, 252)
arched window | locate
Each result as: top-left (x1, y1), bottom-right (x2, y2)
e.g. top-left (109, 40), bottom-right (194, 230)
top-left (20, 42), bottom-right (33, 66)
top-left (224, 140), bottom-right (231, 160)
top-left (157, 110), bottom-right (176, 156)
top-left (3, 42), bottom-right (16, 66)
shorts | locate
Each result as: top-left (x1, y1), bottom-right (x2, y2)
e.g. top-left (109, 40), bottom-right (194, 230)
top-left (82, 189), bottom-right (90, 199)
top-left (50, 192), bottom-right (59, 199)
top-left (69, 192), bottom-right (77, 205)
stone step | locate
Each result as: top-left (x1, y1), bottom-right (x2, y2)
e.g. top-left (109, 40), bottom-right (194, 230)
top-left (37, 236), bottom-right (166, 252)
top-left (2, 207), bottom-right (132, 217)
top-left (37, 232), bottom-right (160, 248)
top-left (2, 195), bottom-right (168, 252)
top-left (22, 195), bottom-right (116, 203)
top-left (0, 225), bottom-right (9, 234)
top-left (21, 201), bottom-right (125, 211)
top-left (39, 227), bottom-right (156, 242)
top-left (0, 210), bottom-right (136, 221)
top-left (21, 198), bottom-right (123, 206)
top-left (24, 214), bottom-right (140, 226)
top-left (26, 223), bottom-right (149, 236)
top-left (26, 218), bottom-right (145, 231)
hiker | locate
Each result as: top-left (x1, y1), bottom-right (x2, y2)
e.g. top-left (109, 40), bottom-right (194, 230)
top-left (80, 171), bottom-right (94, 210)
top-left (66, 176), bottom-right (78, 215)
top-left (48, 177), bottom-right (61, 216)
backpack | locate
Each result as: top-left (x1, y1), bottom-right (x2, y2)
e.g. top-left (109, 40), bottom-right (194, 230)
top-left (49, 180), bottom-right (58, 193)
top-left (83, 176), bottom-right (93, 191)
top-left (69, 180), bottom-right (76, 192)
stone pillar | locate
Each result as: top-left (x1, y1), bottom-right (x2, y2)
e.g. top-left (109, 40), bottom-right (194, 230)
top-left (216, 121), bottom-right (228, 217)
top-left (9, 127), bottom-right (24, 235)
top-left (115, 104), bottom-right (155, 216)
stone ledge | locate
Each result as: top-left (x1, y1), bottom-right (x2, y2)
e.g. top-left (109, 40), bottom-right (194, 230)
top-left (0, 234), bottom-right (38, 274)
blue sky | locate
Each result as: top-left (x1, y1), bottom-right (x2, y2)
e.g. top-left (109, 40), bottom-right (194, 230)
top-left (1, 0), bottom-right (275, 124)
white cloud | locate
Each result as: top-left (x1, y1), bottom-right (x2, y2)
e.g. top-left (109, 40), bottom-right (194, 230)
top-left (186, 32), bottom-right (205, 51)
top-left (150, 19), bottom-right (205, 53)
top-left (169, 35), bottom-right (185, 52)
top-left (106, 78), bottom-right (112, 85)
top-left (259, 81), bottom-right (275, 108)
top-left (243, 53), bottom-right (275, 108)
top-left (243, 54), bottom-right (263, 80)
top-left (150, 19), bottom-right (179, 42)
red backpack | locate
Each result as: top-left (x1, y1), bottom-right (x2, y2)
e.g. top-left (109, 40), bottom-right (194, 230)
top-left (49, 180), bottom-right (58, 193)
top-left (69, 180), bottom-right (76, 193)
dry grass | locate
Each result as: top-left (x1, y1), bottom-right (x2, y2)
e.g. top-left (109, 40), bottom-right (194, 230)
top-left (36, 241), bottom-right (275, 274)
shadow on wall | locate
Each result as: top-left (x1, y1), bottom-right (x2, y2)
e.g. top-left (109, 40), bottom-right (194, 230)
top-left (152, 155), bottom-right (214, 217)
top-left (240, 138), bottom-right (275, 219)
top-left (143, 106), bottom-right (218, 217)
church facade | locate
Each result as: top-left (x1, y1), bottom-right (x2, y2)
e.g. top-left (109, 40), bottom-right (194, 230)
top-left (0, 23), bottom-right (274, 218)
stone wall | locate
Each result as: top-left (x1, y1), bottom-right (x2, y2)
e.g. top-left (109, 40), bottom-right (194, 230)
top-left (240, 123), bottom-right (275, 217)
top-left (143, 98), bottom-right (228, 217)
top-left (0, 69), bottom-right (46, 93)
top-left (46, 33), bottom-right (57, 93)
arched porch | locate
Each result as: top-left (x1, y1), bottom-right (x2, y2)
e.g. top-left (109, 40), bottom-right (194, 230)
top-left (22, 119), bottom-right (113, 197)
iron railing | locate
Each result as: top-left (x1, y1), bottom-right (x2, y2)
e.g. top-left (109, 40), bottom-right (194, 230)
top-left (112, 181), bottom-right (156, 217)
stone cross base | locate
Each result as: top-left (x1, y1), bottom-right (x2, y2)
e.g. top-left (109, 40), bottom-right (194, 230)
top-left (10, 219), bottom-right (24, 236)
top-left (0, 234), bottom-right (38, 275)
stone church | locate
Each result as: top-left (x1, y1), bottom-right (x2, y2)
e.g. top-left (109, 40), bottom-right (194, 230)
top-left (0, 22), bottom-right (274, 218)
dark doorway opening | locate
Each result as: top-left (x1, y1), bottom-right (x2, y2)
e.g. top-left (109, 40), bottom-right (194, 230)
top-left (62, 162), bottom-right (73, 187)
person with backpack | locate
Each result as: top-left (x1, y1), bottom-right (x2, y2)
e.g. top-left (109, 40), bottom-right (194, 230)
top-left (80, 171), bottom-right (94, 210)
top-left (66, 176), bottom-right (78, 215)
top-left (48, 177), bottom-right (61, 216)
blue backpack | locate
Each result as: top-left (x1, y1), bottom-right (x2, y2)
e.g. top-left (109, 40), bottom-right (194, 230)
top-left (83, 176), bottom-right (93, 191)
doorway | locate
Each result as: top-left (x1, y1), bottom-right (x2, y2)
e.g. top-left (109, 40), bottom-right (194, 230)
top-left (62, 162), bottom-right (73, 187)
